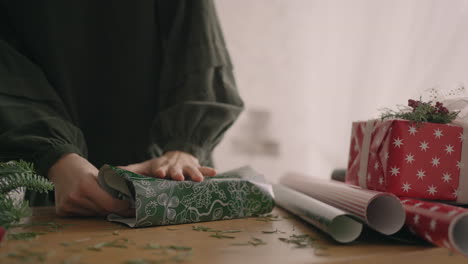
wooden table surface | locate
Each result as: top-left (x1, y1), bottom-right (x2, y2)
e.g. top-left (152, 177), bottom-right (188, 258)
top-left (0, 206), bottom-right (466, 264)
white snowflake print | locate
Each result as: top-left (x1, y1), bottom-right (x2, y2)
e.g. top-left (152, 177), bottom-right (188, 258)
top-left (459, 132), bottom-right (465, 142)
top-left (400, 199), bottom-right (409, 204)
top-left (384, 152), bottom-right (389, 160)
top-left (429, 219), bottom-right (437, 231)
top-left (431, 157), bottom-right (440, 167)
top-left (401, 182), bottom-right (411, 192)
top-left (353, 143), bottom-right (359, 152)
top-left (456, 161), bottom-right (463, 170)
top-left (413, 214), bottom-right (420, 225)
top-left (390, 166), bottom-right (400, 176)
top-left (405, 153), bottom-right (415, 164)
top-left (416, 170), bottom-right (426, 180)
top-left (452, 189), bottom-right (460, 198)
top-left (378, 177), bottom-right (384, 185)
top-left (427, 185), bottom-right (438, 195)
top-left (408, 126), bottom-right (417, 135)
top-left (374, 162), bottom-right (379, 170)
top-left (393, 137), bottom-right (403, 148)
top-left (445, 144), bottom-right (454, 155)
top-left (425, 233), bottom-right (433, 242)
top-left (419, 141), bottom-right (429, 151)
top-left (414, 202), bottom-right (424, 208)
top-left (441, 172), bottom-right (452, 183)
top-left (367, 173), bottom-right (372, 181)
top-left (429, 206), bottom-right (439, 212)
top-left (448, 210), bottom-right (458, 217)
top-left (433, 128), bottom-right (443, 139)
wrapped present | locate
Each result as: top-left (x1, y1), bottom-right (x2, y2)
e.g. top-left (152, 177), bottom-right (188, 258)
top-left (98, 165), bottom-right (274, 227)
top-left (400, 198), bottom-right (468, 256)
top-left (346, 99), bottom-right (468, 203)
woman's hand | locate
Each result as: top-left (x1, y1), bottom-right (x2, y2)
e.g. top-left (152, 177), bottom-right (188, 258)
top-left (48, 153), bottom-right (133, 217)
top-left (120, 151), bottom-right (216, 182)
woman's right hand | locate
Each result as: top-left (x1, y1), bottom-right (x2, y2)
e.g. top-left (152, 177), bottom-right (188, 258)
top-left (48, 153), bottom-right (133, 217)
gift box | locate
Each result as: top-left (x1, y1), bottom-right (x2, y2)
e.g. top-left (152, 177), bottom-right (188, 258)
top-left (346, 118), bottom-right (468, 203)
top-left (98, 165), bottom-right (274, 227)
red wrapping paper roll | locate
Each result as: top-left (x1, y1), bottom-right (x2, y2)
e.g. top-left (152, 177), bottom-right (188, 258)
top-left (400, 198), bottom-right (468, 256)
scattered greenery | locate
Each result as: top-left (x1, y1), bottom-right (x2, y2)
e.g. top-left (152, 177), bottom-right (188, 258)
top-left (209, 232), bottom-right (236, 239)
top-left (192, 225), bottom-right (241, 233)
top-left (11, 221), bottom-right (75, 231)
top-left (278, 234), bottom-right (321, 249)
top-left (143, 243), bottom-right (192, 251)
top-left (7, 249), bottom-right (48, 263)
top-left (87, 238), bottom-right (129, 251)
top-left (256, 214), bottom-right (281, 222)
top-left (135, 243), bottom-right (194, 264)
top-left (231, 237), bottom-right (267, 247)
top-left (262, 229), bottom-right (285, 234)
top-left (7, 231), bottom-right (46, 240)
top-left (381, 99), bottom-right (459, 124)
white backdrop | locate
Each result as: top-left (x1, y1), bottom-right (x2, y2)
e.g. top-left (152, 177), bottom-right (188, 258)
top-left (213, 0), bottom-right (468, 182)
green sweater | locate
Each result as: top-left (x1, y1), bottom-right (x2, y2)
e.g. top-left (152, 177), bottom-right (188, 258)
top-left (0, 0), bottom-right (244, 205)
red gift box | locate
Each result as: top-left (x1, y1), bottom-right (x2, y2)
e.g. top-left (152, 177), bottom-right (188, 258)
top-left (346, 119), bottom-right (468, 203)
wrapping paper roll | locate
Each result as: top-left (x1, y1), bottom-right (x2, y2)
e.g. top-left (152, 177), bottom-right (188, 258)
top-left (400, 198), bottom-right (468, 256)
top-left (273, 184), bottom-right (363, 243)
top-left (281, 173), bottom-right (405, 235)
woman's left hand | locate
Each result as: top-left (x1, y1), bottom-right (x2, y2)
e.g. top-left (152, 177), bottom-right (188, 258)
top-left (119, 151), bottom-right (216, 182)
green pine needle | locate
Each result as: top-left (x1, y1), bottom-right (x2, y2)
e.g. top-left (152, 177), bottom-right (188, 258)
top-left (0, 160), bottom-right (54, 229)
top-left (0, 195), bottom-right (31, 228)
top-left (381, 99), bottom-right (459, 124)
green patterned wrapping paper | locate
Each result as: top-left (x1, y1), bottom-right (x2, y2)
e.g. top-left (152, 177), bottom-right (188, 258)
top-left (97, 165), bottom-right (274, 227)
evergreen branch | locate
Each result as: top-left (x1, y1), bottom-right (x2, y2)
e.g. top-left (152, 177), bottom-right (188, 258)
top-left (0, 160), bottom-right (54, 229)
top-left (381, 99), bottom-right (459, 124)
top-left (0, 160), bottom-right (35, 175)
top-left (0, 194), bottom-right (31, 228)
top-left (0, 172), bottom-right (54, 194)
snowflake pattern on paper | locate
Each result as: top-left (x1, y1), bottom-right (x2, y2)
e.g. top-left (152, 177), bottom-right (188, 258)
top-left (401, 198), bottom-right (468, 255)
top-left (346, 120), bottom-right (463, 201)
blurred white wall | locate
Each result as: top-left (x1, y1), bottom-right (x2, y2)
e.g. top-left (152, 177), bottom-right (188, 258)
top-left (213, 0), bottom-right (468, 182)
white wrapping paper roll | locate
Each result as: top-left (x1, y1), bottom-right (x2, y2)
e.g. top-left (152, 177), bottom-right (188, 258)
top-left (281, 173), bottom-right (406, 235)
top-left (273, 184), bottom-right (362, 243)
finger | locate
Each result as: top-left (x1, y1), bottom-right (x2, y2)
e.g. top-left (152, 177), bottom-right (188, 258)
top-left (199, 166), bottom-right (217, 177)
top-left (151, 166), bottom-right (167, 179)
top-left (183, 166), bottom-right (204, 182)
top-left (168, 166), bottom-right (184, 181)
top-left (119, 162), bottom-right (150, 176)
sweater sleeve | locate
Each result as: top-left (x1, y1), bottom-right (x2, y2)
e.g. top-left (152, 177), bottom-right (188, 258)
top-left (0, 38), bottom-right (87, 177)
top-left (150, 0), bottom-right (244, 166)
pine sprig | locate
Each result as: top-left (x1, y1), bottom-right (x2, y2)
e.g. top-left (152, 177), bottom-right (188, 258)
top-left (381, 99), bottom-right (459, 124)
top-left (0, 172), bottom-right (54, 194)
top-left (0, 195), bottom-right (31, 228)
top-left (0, 160), bottom-right (54, 229)
top-left (0, 160), bottom-right (35, 175)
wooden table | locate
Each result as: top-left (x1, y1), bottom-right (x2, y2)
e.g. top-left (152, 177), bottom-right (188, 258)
top-left (0, 206), bottom-right (466, 264)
